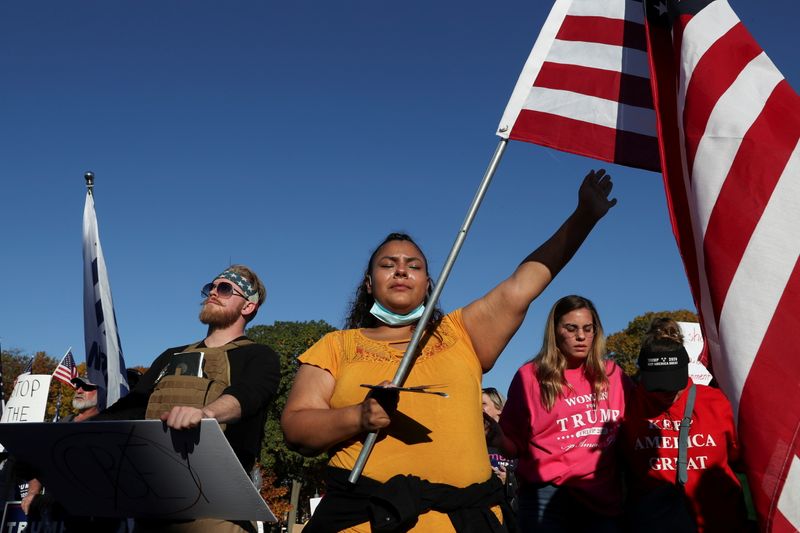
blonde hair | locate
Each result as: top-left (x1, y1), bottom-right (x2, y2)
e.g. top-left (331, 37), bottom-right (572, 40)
top-left (533, 295), bottom-right (609, 411)
top-left (482, 387), bottom-right (505, 412)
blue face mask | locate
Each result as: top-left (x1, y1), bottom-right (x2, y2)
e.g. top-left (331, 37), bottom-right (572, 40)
top-left (369, 301), bottom-right (425, 326)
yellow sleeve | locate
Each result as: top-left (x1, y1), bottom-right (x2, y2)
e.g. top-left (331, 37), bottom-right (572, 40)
top-left (298, 331), bottom-right (344, 379)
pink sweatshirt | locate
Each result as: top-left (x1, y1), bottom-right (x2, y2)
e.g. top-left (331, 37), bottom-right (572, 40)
top-left (499, 359), bottom-right (629, 515)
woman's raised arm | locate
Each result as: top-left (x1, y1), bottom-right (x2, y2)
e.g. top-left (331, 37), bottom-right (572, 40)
top-left (462, 169), bottom-right (616, 372)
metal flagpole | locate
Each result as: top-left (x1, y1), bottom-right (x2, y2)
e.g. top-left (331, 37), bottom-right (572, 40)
top-left (54, 388), bottom-right (62, 422)
top-left (85, 171), bottom-right (94, 196)
top-left (348, 138), bottom-right (508, 483)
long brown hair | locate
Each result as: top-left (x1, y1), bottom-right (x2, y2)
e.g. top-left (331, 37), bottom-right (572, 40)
top-left (533, 295), bottom-right (609, 411)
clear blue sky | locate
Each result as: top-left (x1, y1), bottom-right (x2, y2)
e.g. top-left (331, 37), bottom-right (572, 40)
top-left (1, 1), bottom-right (797, 393)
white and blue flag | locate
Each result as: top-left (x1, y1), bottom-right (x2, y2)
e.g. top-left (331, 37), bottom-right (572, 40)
top-left (82, 188), bottom-right (129, 409)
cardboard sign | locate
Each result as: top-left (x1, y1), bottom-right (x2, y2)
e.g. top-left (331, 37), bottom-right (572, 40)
top-left (678, 321), bottom-right (712, 385)
top-left (0, 420), bottom-right (275, 522)
top-left (1, 375), bottom-right (52, 424)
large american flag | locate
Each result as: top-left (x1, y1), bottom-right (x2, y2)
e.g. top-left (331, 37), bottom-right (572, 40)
top-left (498, 0), bottom-right (799, 530)
top-left (52, 350), bottom-right (78, 388)
top-left (644, 0), bottom-right (800, 529)
top-left (497, 0), bottom-right (659, 171)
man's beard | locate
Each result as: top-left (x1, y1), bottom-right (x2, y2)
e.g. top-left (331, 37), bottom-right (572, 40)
top-left (199, 299), bottom-right (241, 329)
top-left (73, 396), bottom-right (97, 411)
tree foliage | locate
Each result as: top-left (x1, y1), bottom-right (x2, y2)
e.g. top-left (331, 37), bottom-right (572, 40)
top-left (246, 320), bottom-right (337, 521)
top-left (606, 309), bottom-right (699, 376)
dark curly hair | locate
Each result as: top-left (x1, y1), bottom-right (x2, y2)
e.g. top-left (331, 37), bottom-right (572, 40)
top-left (345, 233), bottom-right (444, 330)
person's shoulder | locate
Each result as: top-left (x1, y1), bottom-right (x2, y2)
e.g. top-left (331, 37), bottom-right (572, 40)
top-left (695, 383), bottom-right (731, 403)
top-left (236, 338), bottom-right (280, 357)
top-left (155, 344), bottom-right (194, 360)
top-left (604, 359), bottom-right (629, 379)
top-left (511, 360), bottom-right (537, 383)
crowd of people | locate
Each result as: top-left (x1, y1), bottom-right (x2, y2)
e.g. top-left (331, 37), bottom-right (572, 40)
top-left (7, 169), bottom-right (751, 532)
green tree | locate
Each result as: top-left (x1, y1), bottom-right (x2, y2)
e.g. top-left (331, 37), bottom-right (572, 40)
top-left (607, 309), bottom-right (699, 376)
top-left (1, 347), bottom-right (33, 401)
top-left (246, 320), bottom-right (337, 523)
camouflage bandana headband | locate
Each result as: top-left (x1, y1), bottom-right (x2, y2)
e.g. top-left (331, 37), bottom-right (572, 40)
top-left (217, 270), bottom-right (260, 304)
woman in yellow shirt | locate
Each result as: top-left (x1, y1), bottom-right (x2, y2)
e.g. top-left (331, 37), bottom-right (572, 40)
top-left (282, 169), bottom-right (616, 532)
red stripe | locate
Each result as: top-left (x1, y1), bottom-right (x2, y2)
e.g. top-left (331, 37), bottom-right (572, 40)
top-left (556, 15), bottom-right (647, 51)
top-left (702, 81), bottom-right (800, 322)
top-left (646, 13), bottom-right (705, 313)
top-left (53, 372), bottom-right (76, 387)
top-left (509, 109), bottom-right (659, 171)
top-left (681, 23), bottom-right (762, 171)
top-left (737, 260), bottom-right (800, 529)
top-left (534, 62), bottom-right (653, 109)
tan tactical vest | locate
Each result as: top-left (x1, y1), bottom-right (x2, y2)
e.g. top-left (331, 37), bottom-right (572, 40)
top-left (145, 339), bottom-right (254, 429)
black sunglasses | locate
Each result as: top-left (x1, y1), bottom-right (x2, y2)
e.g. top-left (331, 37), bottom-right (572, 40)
top-left (76, 382), bottom-right (98, 391)
top-left (201, 281), bottom-right (247, 300)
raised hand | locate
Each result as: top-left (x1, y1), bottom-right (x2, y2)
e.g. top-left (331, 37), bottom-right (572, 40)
top-left (578, 168), bottom-right (617, 220)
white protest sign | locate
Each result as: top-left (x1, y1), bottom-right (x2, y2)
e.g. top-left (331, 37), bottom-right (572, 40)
top-left (0, 419), bottom-right (275, 522)
top-left (1, 375), bottom-right (52, 424)
top-left (678, 321), bottom-right (712, 385)
top-left (309, 496), bottom-right (322, 516)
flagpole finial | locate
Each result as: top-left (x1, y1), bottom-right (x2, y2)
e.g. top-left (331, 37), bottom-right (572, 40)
top-left (85, 171), bottom-right (95, 195)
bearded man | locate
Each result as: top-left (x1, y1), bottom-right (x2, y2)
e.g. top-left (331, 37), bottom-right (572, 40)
top-left (96, 265), bottom-right (280, 532)
top-left (68, 376), bottom-right (101, 421)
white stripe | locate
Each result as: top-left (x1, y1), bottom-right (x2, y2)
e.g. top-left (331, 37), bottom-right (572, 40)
top-left (717, 141), bottom-right (800, 417)
top-left (674, 119), bottom-right (723, 409)
top-left (777, 455), bottom-right (800, 530)
top-left (691, 52), bottom-right (784, 235)
top-left (522, 86), bottom-right (656, 136)
top-left (568, 0), bottom-right (644, 23)
top-left (678, 0), bottom-right (739, 107)
top-left (547, 39), bottom-right (650, 79)
top-left (498, 0), bottom-right (573, 137)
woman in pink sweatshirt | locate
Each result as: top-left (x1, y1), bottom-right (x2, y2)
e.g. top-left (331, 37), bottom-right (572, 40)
top-left (491, 295), bottom-right (630, 532)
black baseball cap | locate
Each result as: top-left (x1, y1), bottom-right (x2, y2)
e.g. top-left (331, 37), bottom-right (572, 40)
top-left (71, 376), bottom-right (99, 391)
top-left (638, 344), bottom-right (689, 392)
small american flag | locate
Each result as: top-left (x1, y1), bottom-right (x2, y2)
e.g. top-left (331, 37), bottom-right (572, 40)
top-left (19, 358), bottom-right (33, 376)
top-left (53, 350), bottom-right (78, 388)
top-left (497, 0), bottom-right (659, 171)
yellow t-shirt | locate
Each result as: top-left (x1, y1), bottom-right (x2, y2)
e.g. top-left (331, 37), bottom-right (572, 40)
top-left (299, 309), bottom-right (495, 532)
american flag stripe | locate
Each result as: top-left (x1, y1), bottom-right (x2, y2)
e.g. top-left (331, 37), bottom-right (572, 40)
top-left (705, 87), bottom-right (800, 326)
top-left (741, 263), bottom-right (800, 531)
top-left (497, 0), bottom-right (659, 171)
top-left (681, 25), bottom-right (762, 171)
top-left (555, 16), bottom-right (647, 50)
top-left (545, 40), bottom-right (650, 78)
top-left (534, 63), bottom-right (653, 108)
top-left (52, 350), bottom-right (78, 388)
top-left (567, 0), bottom-right (643, 22)
top-left (646, 0), bottom-right (800, 528)
top-left (510, 110), bottom-right (660, 169)
top-left (693, 54), bottom-right (786, 234)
